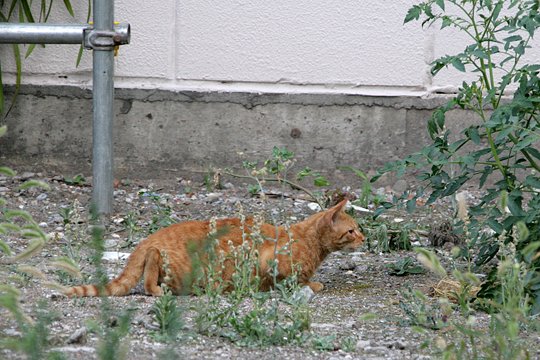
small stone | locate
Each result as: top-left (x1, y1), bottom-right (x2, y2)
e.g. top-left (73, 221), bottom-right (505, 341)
top-left (339, 259), bottom-right (356, 271)
top-left (292, 285), bottom-right (315, 304)
top-left (104, 239), bottom-right (119, 249)
top-left (67, 327), bottom-right (87, 344)
top-left (206, 192), bottom-right (221, 202)
top-left (38, 222), bottom-right (48, 228)
top-left (307, 202), bottom-right (321, 211)
top-left (20, 172), bottom-right (36, 180)
top-left (392, 179), bottom-right (408, 194)
top-left (49, 214), bottom-right (64, 223)
top-left (356, 339), bottom-right (371, 351)
top-left (36, 193), bottom-right (48, 201)
top-left (0, 187), bottom-right (9, 193)
top-left (102, 252), bottom-right (130, 261)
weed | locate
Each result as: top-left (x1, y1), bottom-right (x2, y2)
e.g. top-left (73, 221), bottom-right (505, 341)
top-left (193, 149), bottom-right (315, 347)
top-left (226, 146), bottom-right (330, 209)
top-left (121, 211), bottom-right (142, 248)
top-left (380, 0), bottom-right (540, 310)
top-left (203, 168), bottom-right (223, 191)
top-left (399, 284), bottom-right (451, 330)
top-left (311, 334), bottom-right (336, 351)
top-left (340, 336), bottom-right (357, 352)
top-left (359, 217), bottom-right (415, 253)
top-left (139, 192), bottom-right (176, 235)
top-left (62, 174), bottom-right (87, 186)
top-left (58, 200), bottom-right (87, 262)
top-left (402, 244), bottom-right (540, 358)
top-left (85, 213), bottom-right (134, 360)
top-left (386, 256), bottom-right (426, 276)
top-left (150, 251), bottom-right (184, 342)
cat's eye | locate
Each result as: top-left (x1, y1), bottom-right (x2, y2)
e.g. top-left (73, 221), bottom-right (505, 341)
top-left (348, 229), bottom-right (354, 234)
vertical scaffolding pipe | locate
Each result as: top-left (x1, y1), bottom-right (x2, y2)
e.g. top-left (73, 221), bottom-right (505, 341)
top-left (92, 0), bottom-right (115, 214)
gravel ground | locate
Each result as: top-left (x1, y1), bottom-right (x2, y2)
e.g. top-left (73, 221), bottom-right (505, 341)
top-left (1, 172), bottom-right (539, 359)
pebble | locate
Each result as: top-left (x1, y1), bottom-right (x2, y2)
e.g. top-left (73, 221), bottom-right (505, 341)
top-left (105, 239), bottom-right (120, 248)
top-left (291, 285), bottom-right (315, 304)
top-left (307, 202), bottom-right (321, 211)
top-left (0, 187), bottom-right (9, 193)
top-left (3, 328), bottom-right (21, 337)
top-left (67, 327), bottom-right (87, 344)
top-left (356, 339), bottom-right (371, 351)
top-left (20, 172), bottom-right (36, 180)
top-left (49, 214), bottom-right (64, 223)
top-left (392, 179), bottom-right (408, 194)
top-left (339, 259), bottom-right (357, 271)
top-left (102, 252), bottom-right (130, 261)
top-left (206, 192), bottom-right (222, 203)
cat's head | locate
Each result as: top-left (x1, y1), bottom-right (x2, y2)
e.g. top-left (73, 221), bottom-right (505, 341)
top-left (317, 200), bottom-right (365, 252)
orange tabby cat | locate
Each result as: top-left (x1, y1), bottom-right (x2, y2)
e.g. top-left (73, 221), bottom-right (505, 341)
top-left (64, 200), bottom-right (364, 297)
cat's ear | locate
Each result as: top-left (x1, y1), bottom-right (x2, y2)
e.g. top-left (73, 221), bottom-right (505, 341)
top-left (323, 199), bottom-right (347, 226)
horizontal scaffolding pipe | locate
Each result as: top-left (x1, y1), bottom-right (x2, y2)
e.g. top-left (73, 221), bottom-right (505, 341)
top-left (0, 23), bottom-right (129, 45)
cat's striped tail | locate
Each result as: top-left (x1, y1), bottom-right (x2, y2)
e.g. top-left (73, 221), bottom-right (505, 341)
top-left (63, 251), bottom-right (145, 297)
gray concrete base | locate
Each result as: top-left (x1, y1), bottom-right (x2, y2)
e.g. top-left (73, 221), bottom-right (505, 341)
top-left (0, 85), bottom-right (478, 187)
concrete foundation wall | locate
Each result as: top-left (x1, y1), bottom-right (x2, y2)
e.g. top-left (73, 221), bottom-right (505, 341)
top-left (0, 86), bottom-right (478, 186)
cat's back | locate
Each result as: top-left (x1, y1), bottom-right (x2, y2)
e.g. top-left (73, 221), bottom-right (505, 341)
top-left (141, 219), bottom-right (212, 248)
top-left (142, 217), bottom-right (248, 247)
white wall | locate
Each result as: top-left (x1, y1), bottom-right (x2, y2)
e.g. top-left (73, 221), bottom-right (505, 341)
top-left (1, 0), bottom-right (539, 96)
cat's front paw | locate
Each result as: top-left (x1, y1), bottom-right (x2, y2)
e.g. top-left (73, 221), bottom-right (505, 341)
top-left (307, 281), bottom-right (324, 292)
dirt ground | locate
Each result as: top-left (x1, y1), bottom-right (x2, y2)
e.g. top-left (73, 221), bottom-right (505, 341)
top-left (1, 172), bottom-right (538, 359)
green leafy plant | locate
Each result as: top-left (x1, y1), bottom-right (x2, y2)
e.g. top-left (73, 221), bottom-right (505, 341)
top-left (399, 283), bottom-right (451, 330)
top-left (1, 300), bottom-right (65, 360)
top-left (150, 287), bottom-right (183, 342)
top-left (193, 209), bottom-right (311, 347)
top-left (139, 192), bottom-right (176, 235)
top-left (0, 0), bottom-right (87, 118)
top-left (360, 218), bottom-right (415, 253)
top-left (387, 256), bottom-right (426, 276)
top-left (62, 174), bottom-right (87, 186)
top-left (406, 246), bottom-right (539, 359)
top-left (150, 251), bottom-right (184, 342)
top-left (0, 126), bottom-right (77, 359)
top-left (377, 0), bottom-right (540, 313)
top-left (225, 146), bottom-right (330, 209)
top-left (83, 210), bottom-right (134, 360)
top-left (311, 334), bottom-right (336, 351)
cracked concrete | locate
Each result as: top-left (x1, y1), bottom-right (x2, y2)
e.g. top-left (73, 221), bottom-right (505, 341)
top-left (0, 85), bottom-right (480, 185)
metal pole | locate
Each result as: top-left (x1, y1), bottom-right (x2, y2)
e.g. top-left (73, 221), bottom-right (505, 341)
top-left (0, 23), bottom-right (129, 45)
top-left (0, 24), bottom-right (88, 43)
top-left (0, 15), bottom-right (129, 217)
top-left (92, 0), bottom-right (115, 215)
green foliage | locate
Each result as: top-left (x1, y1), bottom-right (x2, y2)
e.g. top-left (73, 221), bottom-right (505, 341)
top-left (311, 334), bottom-right (336, 351)
top-left (193, 211), bottom-right (311, 347)
top-left (403, 247), bottom-right (539, 359)
top-left (84, 211), bottom-right (134, 360)
top-left (359, 217), bottom-right (414, 253)
top-left (139, 192), bottom-right (176, 235)
top-left (379, 0), bottom-right (540, 313)
top-left (341, 166), bottom-right (385, 208)
top-left (1, 300), bottom-right (64, 360)
top-left (399, 284), bottom-right (451, 330)
top-left (0, 0), bottom-right (81, 117)
top-left (150, 287), bottom-right (184, 342)
top-left (62, 174), bottom-right (87, 186)
top-left (386, 256), bottom-right (426, 276)
top-left (228, 147), bottom-right (330, 209)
